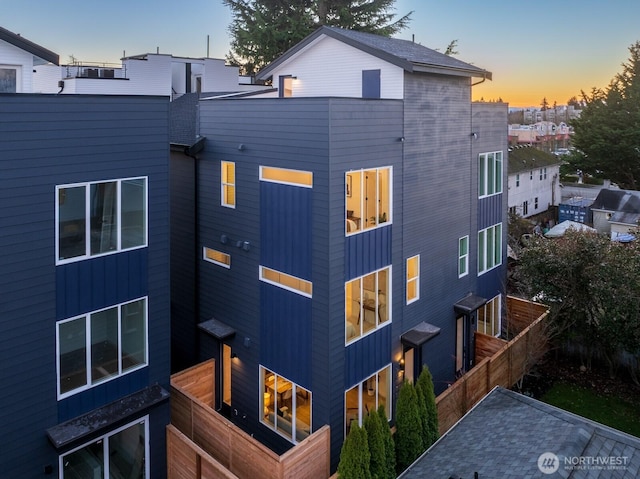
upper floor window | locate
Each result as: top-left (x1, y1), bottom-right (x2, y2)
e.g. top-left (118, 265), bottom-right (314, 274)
top-left (345, 365), bottom-right (391, 436)
top-left (406, 255), bottom-right (419, 304)
top-left (478, 151), bottom-right (503, 198)
top-left (261, 367), bottom-right (311, 444)
top-left (60, 417), bottom-right (148, 478)
top-left (203, 247), bottom-right (231, 268)
top-left (0, 65), bottom-right (20, 93)
top-left (515, 174), bottom-right (520, 187)
top-left (279, 75), bottom-right (294, 98)
top-left (478, 294), bottom-right (501, 337)
top-left (221, 161), bottom-right (236, 208)
top-left (478, 223), bottom-right (502, 275)
top-left (57, 297), bottom-right (148, 399)
top-left (260, 265), bottom-right (312, 298)
top-left (543, 167), bottom-right (548, 179)
top-left (346, 167), bottom-right (391, 235)
top-left (345, 266), bottom-right (390, 343)
top-left (260, 166), bottom-right (312, 188)
top-left (57, 177), bottom-right (147, 264)
top-left (458, 236), bottom-right (469, 278)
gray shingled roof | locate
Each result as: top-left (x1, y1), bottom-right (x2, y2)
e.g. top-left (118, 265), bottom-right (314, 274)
top-left (256, 26), bottom-right (491, 81)
top-left (399, 387), bottom-right (640, 479)
top-left (592, 189), bottom-right (640, 213)
top-left (0, 25), bottom-right (59, 65)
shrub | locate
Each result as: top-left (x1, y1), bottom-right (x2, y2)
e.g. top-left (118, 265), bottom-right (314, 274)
top-left (416, 365), bottom-right (439, 448)
top-left (337, 424), bottom-right (372, 479)
top-left (394, 381), bottom-right (423, 472)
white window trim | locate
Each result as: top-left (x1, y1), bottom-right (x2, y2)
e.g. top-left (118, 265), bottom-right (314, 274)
top-left (458, 235), bottom-right (469, 278)
top-left (55, 177), bottom-right (148, 265)
top-left (56, 297), bottom-right (149, 400)
top-left (344, 364), bottom-right (392, 436)
top-left (203, 246), bottom-right (231, 269)
top-left (59, 416), bottom-right (149, 479)
top-left (0, 64), bottom-right (22, 93)
top-left (478, 151), bottom-right (503, 199)
top-left (259, 165), bottom-right (313, 188)
top-left (478, 223), bottom-right (502, 275)
top-left (259, 366), bottom-right (312, 445)
top-left (345, 167), bottom-right (393, 237)
top-left (221, 161), bottom-right (236, 208)
top-left (345, 266), bottom-right (392, 345)
top-left (259, 265), bottom-right (312, 298)
top-left (406, 255), bottom-right (420, 305)
top-left (478, 294), bottom-right (502, 337)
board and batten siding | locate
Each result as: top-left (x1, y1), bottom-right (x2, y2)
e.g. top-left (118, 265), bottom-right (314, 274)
top-left (0, 94), bottom-right (170, 479)
top-left (267, 35), bottom-right (404, 99)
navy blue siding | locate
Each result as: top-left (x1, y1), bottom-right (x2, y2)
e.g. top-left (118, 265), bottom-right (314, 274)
top-left (260, 182), bottom-right (312, 279)
top-left (344, 325), bottom-right (392, 386)
top-left (260, 284), bottom-right (312, 387)
top-left (56, 249), bottom-right (148, 319)
top-left (345, 225), bottom-right (392, 280)
top-left (0, 94), bottom-right (170, 478)
top-left (478, 194), bottom-right (503, 230)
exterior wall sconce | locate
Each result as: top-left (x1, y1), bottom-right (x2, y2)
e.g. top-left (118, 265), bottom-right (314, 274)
top-left (470, 132), bottom-right (478, 139)
top-left (231, 352), bottom-right (238, 359)
top-left (399, 358), bottom-right (405, 373)
top-left (238, 144), bottom-right (245, 151)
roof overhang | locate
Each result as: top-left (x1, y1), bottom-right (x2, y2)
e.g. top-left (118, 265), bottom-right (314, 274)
top-left (454, 294), bottom-right (487, 315)
top-left (0, 26), bottom-right (59, 65)
top-left (198, 317), bottom-right (236, 340)
top-left (401, 321), bottom-right (441, 349)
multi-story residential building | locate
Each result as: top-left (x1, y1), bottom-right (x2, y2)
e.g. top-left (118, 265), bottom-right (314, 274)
top-left (0, 25), bottom-right (58, 93)
top-left (170, 26), bottom-right (508, 471)
top-left (507, 146), bottom-right (562, 219)
top-left (0, 93), bottom-right (171, 478)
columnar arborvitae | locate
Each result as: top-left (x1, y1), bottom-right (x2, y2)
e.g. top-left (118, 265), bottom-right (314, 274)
top-left (377, 405), bottom-right (396, 479)
top-left (416, 365), bottom-right (439, 448)
top-left (337, 423), bottom-right (372, 479)
top-left (394, 381), bottom-right (423, 473)
top-left (364, 408), bottom-right (386, 479)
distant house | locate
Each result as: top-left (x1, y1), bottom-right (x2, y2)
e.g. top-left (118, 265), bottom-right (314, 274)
top-left (169, 25), bottom-right (507, 473)
top-left (0, 25), bottom-right (58, 92)
top-left (507, 146), bottom-right (562, 219)
top-left (399, 386), bottom-right (640, 478)
top-left (591, 188), bottom-right (640, 238)
top-left (0, 94), bottom-right (171, 478)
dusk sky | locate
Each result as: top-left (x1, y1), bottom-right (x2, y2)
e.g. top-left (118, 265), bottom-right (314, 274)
top-left (3, 0), bottom-right (639, 107)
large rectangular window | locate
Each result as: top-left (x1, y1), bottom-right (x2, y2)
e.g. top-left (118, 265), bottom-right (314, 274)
top-left (406, 255), bottom-right (419, 304)
top-left (345, 167), bottom-right (391, 235)
top-left (221, 161), bottom-right (236, 207)
top-left (478, 294), bottom-right (501, 337)
top-left (261, 367), bottom-right (311, 444)
top-left (57, 298), bottom-right (148, 399)
top-left (458, 236), bottom-right (469, 278)
top-left (260, 265), bottom-right (312, 297)
top-left (0, 66), bottom-right (20, 93)
top-left (345, 365), bottom-right (391, 435)
top-left (478, 223), bottom-right (502, 275)
top-left (56, 177), bottom-right (147, 264)
top-left (60, 417), bottom-right (148, 479)
top-left (478, 151), bottom-right (503, 198)
top-left (345, 267), bottom-right (390, 343)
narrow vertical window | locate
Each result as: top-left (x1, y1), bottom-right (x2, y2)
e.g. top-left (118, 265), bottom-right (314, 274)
top-left (221, 161), bottom-right (236, 208)
top-left (458, 236), bottom-right (469, 278)
top-left (406, 255), bottom-right (419, 304)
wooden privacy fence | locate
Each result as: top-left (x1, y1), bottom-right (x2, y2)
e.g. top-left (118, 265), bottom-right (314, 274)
top-left (168, 360), bottom-right (331, 479)
top-left (435, 296), bottom-right (549, 435)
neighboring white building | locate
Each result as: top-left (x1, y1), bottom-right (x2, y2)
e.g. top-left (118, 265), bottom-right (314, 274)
top-left (0, 26), bottom-right (59, 93)
top-left (34, 53), bottom-right (267, 97)
top-left (507, 146), bottom-right (562, 218)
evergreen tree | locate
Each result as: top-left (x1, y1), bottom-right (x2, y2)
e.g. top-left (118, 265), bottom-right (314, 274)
top-left (394, 381), bottom-right (423, 473)
top-left (363, 409), bottom-right (386, 479)
top-left (223, 0), bottom-right (412, 74)
top-left (415, 366), bottom-right (439, 448)
top-left (377, 405), bottom-right (396, 479)
top-left (337, 423), bottom-right (372, 479)
top-left (571, 41), bottom-right (640, 189)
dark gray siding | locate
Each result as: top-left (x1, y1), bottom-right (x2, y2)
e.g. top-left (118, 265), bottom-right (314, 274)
top-left (399, 73), bottom-right (476, 393)
top-left (0, 94), bottom-right (170, 478)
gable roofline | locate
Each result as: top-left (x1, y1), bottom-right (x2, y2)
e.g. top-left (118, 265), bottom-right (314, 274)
top-left (256, 26), bottom-right (491, 82)
top-left (0, 26), bottom-right (59, 65)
